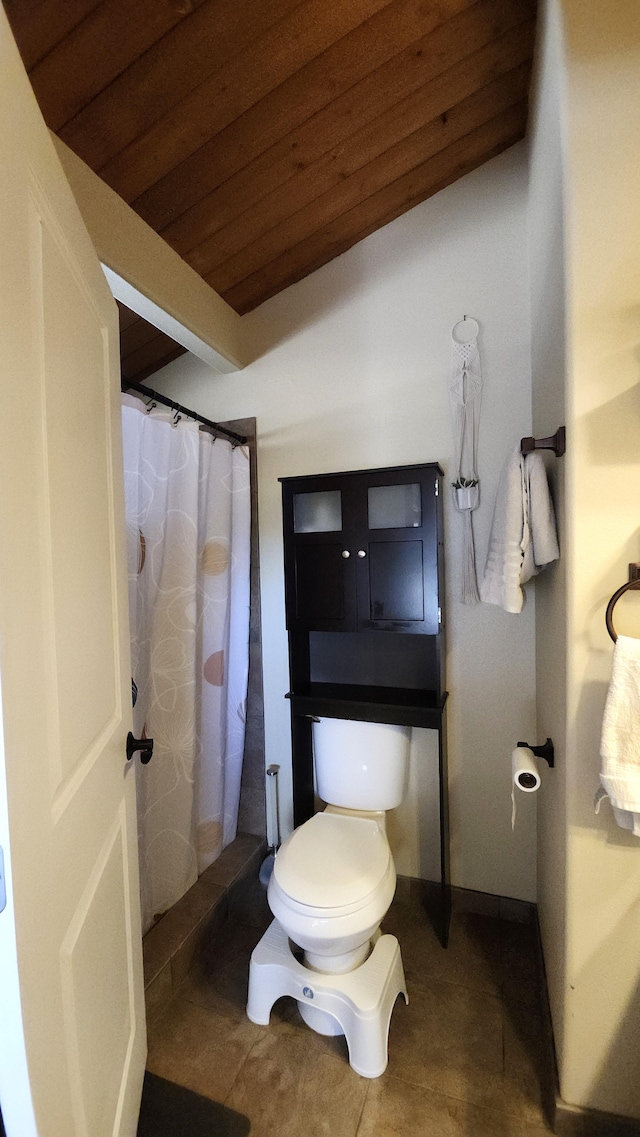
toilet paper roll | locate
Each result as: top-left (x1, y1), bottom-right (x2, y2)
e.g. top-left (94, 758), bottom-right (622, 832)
top-left (511, 747), bottom-right (541, 830)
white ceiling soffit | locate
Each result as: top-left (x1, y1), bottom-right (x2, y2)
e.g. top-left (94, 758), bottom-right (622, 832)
top-left (102, 265), bottom-right (231, 375)
top-left (52, 134), bottom-right (251, 375)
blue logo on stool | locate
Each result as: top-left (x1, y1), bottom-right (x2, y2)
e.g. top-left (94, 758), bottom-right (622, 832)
top-left (302, 987), bottom-right (314, 999)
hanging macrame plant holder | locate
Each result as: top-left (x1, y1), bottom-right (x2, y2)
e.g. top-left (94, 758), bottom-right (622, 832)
top-left (448, 317), bottom-right (483, 604)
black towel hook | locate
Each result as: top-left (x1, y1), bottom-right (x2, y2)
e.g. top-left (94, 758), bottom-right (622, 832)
top-left (520, 426), bottom-right (566, 457)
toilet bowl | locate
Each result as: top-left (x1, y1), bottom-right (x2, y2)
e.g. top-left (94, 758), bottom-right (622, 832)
top-left (267, 810), bottom-right (396, 971)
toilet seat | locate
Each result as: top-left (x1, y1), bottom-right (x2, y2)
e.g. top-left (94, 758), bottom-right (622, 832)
top-left (272, 811), bottom-right (391, 917)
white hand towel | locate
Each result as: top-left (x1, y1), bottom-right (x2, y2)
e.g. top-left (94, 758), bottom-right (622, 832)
top-left (525, 452), bottom-right (560, 574)
top-left (480, 445), bottom-right (526, 612)
top-left (480, 445), bottom-right (559, 613)
top-left (598, 634), bottom-right (640, 837)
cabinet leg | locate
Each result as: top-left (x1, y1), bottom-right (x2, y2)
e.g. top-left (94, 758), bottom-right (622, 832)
top-left (291, 711), bottom-right (314, 828)
top-left (437, 708), bottom-right (451, 948)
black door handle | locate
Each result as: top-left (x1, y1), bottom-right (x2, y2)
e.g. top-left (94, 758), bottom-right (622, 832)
top-left (126, 731), bottom-right (154, 764)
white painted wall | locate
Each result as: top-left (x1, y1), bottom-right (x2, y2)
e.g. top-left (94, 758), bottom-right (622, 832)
top-left (530, 0), bottom-right (640, 1119)
top-left (527, 0), bottom-right (569, 1081)
top-left (156, 144), bottom-right (538, 900)
top-left (561, 0), bottom-right (640, 1118)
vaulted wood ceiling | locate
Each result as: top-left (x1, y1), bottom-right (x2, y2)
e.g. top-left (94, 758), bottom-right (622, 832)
top-left (8, 0), bottom-right (537, 321)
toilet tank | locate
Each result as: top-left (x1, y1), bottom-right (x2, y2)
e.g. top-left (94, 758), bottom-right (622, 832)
top-left (312, 717), bottom-right (410, 810)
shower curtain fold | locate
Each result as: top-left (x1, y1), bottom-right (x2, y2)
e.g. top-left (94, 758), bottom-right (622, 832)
top-left (122, 395), bottom-right (250, 933)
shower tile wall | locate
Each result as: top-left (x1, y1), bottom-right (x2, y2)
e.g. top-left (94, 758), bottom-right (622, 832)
top-left (221, 417), bottom-right (266, 838)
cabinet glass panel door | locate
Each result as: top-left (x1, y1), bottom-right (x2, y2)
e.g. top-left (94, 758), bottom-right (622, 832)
top-left (367, 483), bottom-right (421, 529)
top-left (357, 470), bottom-right (438, 633)
top-left (294, 489), bottom-right (342, 533)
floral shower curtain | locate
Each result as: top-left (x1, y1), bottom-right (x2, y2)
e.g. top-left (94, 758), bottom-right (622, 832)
top-left (122, 395), bottom-right (251, 934)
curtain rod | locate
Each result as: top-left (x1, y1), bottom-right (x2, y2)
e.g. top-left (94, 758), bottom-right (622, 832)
top-left (122, 380), bottom-right (247, 445)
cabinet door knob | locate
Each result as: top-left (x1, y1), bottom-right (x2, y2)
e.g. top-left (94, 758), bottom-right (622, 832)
top-left (341, 549), bottom-right (350, 558)
top-left (357, 549), bottom-right (367, 558)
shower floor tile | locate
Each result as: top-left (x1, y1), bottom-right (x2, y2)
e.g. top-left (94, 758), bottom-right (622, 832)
top-left (145, 888), bottom-right (554, 1135)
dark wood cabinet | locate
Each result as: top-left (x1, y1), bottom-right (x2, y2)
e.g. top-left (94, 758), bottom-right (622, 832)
top-left (282, 465), bottom-right (440, 636)
top-left (280, 462), bottom-right (450, 947)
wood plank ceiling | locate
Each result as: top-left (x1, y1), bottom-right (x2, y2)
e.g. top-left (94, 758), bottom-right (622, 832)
top-left (8, 0), bottom-right (537, 336)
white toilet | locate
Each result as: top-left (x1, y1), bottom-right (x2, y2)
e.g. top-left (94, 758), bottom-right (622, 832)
top-left (247, 717), bottom-right (410, 1078)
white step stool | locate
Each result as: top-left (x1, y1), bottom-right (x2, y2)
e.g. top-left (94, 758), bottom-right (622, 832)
top-left (246, 919), bottom-right (408, 1078)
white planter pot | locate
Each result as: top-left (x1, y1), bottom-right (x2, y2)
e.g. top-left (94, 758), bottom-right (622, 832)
top-left (454, 485), bottom-right (479, 511)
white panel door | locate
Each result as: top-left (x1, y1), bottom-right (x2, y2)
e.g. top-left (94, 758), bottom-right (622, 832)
top-left (0, 9), bottom-right (146, 1137)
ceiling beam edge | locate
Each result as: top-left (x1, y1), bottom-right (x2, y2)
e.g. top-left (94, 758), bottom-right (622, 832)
top-left (51, 133), bottom-right (253, 373)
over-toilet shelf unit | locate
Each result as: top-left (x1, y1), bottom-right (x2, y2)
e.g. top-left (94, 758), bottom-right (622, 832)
top-left (280, 462), bottom-right (450, 947)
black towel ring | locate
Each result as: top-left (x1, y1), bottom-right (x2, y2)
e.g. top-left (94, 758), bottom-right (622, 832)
top-left (605, 564), bottom-right (640, 642)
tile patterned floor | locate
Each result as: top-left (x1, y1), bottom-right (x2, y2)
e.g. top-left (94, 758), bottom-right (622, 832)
top-left (146, 882), bottom-right (553, 1136)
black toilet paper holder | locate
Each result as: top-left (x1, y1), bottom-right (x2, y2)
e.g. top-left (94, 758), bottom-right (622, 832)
top-left (516, 738), bottom-right (554, 768)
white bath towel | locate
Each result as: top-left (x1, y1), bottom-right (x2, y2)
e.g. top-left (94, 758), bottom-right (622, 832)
top-left (480, 445), bottom-right (559, 613)
top-left (598, 635), bottom-right (640, 837)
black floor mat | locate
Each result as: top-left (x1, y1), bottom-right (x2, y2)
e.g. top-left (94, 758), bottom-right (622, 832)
top-left (137, 1072), bottom-right (250, 1137)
